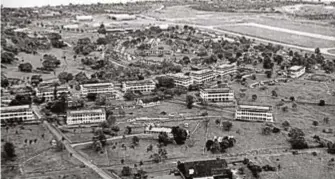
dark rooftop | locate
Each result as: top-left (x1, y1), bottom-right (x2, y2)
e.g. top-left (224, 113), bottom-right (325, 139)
top-left (177, 158), bottom-right (232, 179)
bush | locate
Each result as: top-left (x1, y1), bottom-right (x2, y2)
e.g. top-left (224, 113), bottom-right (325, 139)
top-left (97, 37), bottom-right (108, 45)
top-left (2, 52), bottom-right (18, 64)
top-left (221, 121), bottom-right (233, 131)
top-left (58, 72), bottom-right (73, 83)
top-left (319, 100), bottom-right (325, 106)
top-left (282, 121), bottom-right (290, 127)
top-left (121, 166), bottom-right (131, 176)
top-left (18, 63), bottom-right (33, 72)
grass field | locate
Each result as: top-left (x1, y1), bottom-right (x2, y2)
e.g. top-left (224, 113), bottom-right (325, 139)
top-left (2, 48), bottom-right (97, 81)
top-left (1, 124), bottom-right (54, 161)
top-left (328, 49), bottom-right (335, 54)
top-left (251, 15), bottom-right (335, 37)
top-left (264, 152), bottom-right (335, 179)
top-left (218, 25), bottom-right (334, 48)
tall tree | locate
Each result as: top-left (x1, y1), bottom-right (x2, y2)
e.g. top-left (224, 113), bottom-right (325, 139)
top-left (186, 95), bottom-right (194, 109)
top-left (3, 142), bottom-right (16, 160)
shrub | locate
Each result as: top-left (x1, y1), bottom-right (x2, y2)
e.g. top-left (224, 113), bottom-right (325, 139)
top-left (319, 100), bottom-right (325, 106)
top-left (18, 63), bottom-right (33, 72)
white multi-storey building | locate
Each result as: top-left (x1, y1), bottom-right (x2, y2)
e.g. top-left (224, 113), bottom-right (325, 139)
top-left (123, 80), bottom-right (156, 93)
top-left (200, 88), bottom-right (235, 102)
top-left (216, 63), bottom-right (237, 77)
top-left (168, 73), bottom-right (193, 88)
top-left (288, 66), bottom-right (305, 78)
top-left (80, 83), bottom-right (114, 96)
top-left (235, 104), bottom-right (274, 122)
top-left (1, 105), bottom-right (34, 123)
top-left (36, 86), bottom-right (69, 102)
top-left (190, 69), bottom-right (216, 84)
top-left (66, 109), bottom-right (106, 125)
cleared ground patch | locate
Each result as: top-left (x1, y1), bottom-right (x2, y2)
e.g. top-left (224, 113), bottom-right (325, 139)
top-left (251, 15), bottom-right (335, 37)
top-left (264, 153), bottom-right (335, 179)
top-left (218, 25), bottom-right (334, 48)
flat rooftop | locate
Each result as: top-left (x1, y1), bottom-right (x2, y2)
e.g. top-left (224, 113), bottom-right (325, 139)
top-left (1, 105), bottom-right (31, 112)
top-left (81, 82), bottom-right (114, 88)
top-left (125, 80), bottom-right (155, 85)
top-left (68, 109), bottom-right (105, 115)
top-left (168, 73), bottom-right (191, 79)
top-left (38, 86), bottom-right (68, 92)
top-left (217, 63), bottom-right (237, 69)
top-left (289, 66), bottom-right (304, 71)
top-left (145, 126), bottom-right (172, 133)
top-left (237, 104), bottom-right (272, 112)
top-left (201, 88), bottom-right (233, 93)
top-left (190, 69), bottom-right (213, 75)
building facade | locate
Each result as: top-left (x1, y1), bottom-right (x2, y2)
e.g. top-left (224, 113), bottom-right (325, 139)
top-left (36, 86), bottom-right (69, 102)
top-left (216, 63), bottom-right (238, 77)
top-left (1, 105), bottom-right (34, 123)
top-left (66, 109), bottom-right (106, 125)
top-left (288, 66), bottom-right (305, 78)
top-left (190, 69), bottom-right (216, 84)
top-left (200, 88), bottom-right (235, 102)
top-left (123, 80), bottom-right (156, 93)
top-left (80, 83), bottom-right (114, 96)
top-left (168, 73), bottom-right (193, 88)
top-left (235, 104), bottom-right (274, 122)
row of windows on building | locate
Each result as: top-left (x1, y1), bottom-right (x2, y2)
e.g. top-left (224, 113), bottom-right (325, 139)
top-left (237, 116), bottom-right (270, 121)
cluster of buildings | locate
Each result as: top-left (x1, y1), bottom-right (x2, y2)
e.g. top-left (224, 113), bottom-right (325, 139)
top-left (166, 63), bottom-right (237, 88)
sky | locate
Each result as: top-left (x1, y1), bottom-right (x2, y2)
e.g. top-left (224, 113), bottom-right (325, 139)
top-left (1, 0), bottom-right (149, 8)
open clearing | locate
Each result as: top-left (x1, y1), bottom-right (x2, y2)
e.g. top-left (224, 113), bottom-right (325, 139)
top-left (3, 48), bottom-right (97, 81)
top-left (263, 153), bottom-right (335, 179)
top-left (218, 25), bottom-right (334, 48)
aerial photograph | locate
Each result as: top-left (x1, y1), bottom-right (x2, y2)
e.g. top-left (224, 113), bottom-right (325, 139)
top-left (0, 0), bottom-right (335, 178)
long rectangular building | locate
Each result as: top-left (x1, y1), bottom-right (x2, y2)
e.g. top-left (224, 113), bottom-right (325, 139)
top-left (235, 104), bottom-right (274, 122)
top-left (36, 86), bottom-right (69, 102)
top-left (123, 80), bottom-right (156, 93)
top-left (200, 87), bottom-right (235, 102)
top-left (1, 105), bottom-right (34, 123)
top-left (80, 83), bottom-right (114, 96)
top-left (168, 73), bottom-right (193, 88)
top-left (190, 69), bottom-right (216, 84)
top-left (66, 109), bottom-right (106, 125)
top-left (216, 63), bottom-right (237, 77)
top-left (177, 158), bottom-right (230, 179)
